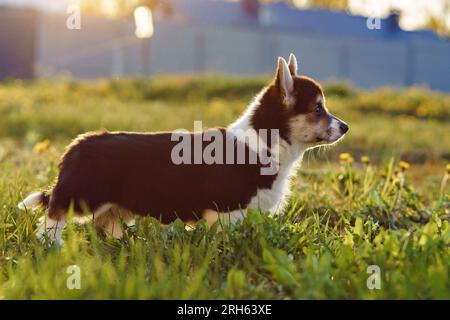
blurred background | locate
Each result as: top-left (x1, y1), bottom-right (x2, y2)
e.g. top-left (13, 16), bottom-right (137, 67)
top-left (0, 1), bottom-right (449, 300)
top-left (0, 0), bottom-right (450, 91)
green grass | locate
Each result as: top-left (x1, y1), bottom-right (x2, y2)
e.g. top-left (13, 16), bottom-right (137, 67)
top-left (0, 76), bottom-right (449, 299)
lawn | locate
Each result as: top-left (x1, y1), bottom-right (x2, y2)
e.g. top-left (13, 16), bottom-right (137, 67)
top-left (0, 76), bottom-right (448, 299)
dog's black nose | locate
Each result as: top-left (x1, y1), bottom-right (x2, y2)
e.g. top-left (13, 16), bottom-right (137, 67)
top-left (339, 123), bottom-right (349, 133)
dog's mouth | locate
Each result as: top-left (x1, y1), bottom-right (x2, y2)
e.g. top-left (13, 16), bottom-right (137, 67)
top-left (327, 133), bottom-right (346, 143)
top-left (315, 133), bottom-right (346, 144)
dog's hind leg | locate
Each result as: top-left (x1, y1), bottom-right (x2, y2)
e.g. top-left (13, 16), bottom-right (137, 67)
top-left (94, 205), bottom-right (135, 239)
top-left (203, 209), bottom-right (246, 232)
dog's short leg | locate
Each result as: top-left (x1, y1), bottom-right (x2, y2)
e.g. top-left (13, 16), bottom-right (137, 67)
top-left (219, 210), bottom-right (246, 230)
top-left (203, 209), bottom-right (246, 232)
top-left (36, 214), bottom-right (66, 245)
top-left (94, 205), bottom-right (134, 239)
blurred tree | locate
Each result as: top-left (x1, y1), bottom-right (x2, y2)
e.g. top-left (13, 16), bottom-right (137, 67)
top-left (284, 0), bottom-right (450, 37)
top-left (425, 1), bottom-right (450, 37)
top-left (293, 0), bottom-right (348, 10)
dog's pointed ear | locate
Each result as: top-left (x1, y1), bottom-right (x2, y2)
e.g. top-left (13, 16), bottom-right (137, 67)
top-left (288, 53), bottom-right (298, 76)
top-left (275, 57), bottom-right (294, 105)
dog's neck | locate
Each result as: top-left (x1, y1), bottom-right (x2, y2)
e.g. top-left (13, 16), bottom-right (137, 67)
top-left (228, 92), bottom-right (306, 171)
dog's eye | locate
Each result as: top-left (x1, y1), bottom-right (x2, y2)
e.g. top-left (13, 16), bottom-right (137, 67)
top-left (315, 104), bottom-right (322, 115)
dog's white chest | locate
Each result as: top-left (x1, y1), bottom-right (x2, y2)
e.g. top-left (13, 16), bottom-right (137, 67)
top-left (246, 160), bottom-right (298, 214)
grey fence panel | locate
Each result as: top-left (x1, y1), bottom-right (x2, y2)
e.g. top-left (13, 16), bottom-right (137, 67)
top-left (36, 12), bottom-right (139, 78)
top-left (31, 11), bottom-right (450, 92)
top-left (276, 33), bottom-right (343, 80)
top-left (412, 40), bottom-right (450, 91)
top-left (0, 7), bottom-right (37, 79)
top-left (147, 21), bottom-right (198, 74)
top-left (203, 27), bottom-right (266, 75)
top-left (345, 38), bottom-right (406, 88)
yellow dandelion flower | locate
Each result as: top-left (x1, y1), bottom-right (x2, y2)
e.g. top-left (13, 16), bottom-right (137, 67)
top-left (446, 164), bottom-right (450, 175)
top-left (339, 153), bottom-right (354, 164)
top-left (33, 139), bottom-right (51, 154)
top-left (399, 161), bottom-right (410, 171)
top-left (360, 155), bottom-right (370, 165)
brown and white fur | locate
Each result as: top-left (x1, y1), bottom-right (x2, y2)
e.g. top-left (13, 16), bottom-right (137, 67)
top-left (18, 54), bottom-right (348, 244)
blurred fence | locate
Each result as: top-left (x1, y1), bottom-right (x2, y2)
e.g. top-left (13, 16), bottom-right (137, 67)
top-left (0, 7), bottom-right (37, 79)
top-left (1, 7), bottom-right (450, 91)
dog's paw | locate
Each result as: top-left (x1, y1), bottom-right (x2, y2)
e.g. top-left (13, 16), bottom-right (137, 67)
top-left (36, 216), bottom-right (65, 246)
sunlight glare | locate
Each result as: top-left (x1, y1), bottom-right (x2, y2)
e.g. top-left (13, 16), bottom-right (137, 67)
top-left (101, 0), bottom-right (119, 18)
top-left (134, 6), bottom-right (154, 39)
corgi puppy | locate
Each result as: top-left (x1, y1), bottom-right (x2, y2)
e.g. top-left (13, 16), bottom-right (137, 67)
top-left (18, 54), bottom-right (348, 244)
